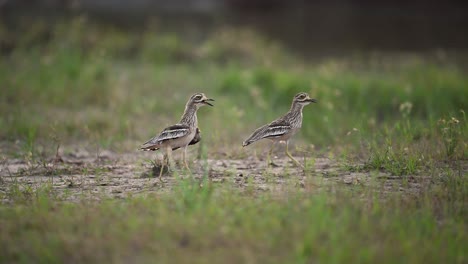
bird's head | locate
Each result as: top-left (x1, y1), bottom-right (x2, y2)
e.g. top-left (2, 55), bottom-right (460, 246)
top-left (189, 93), bottom-right (215, 108)
top-left (293, 92), bottom-right (317, 106)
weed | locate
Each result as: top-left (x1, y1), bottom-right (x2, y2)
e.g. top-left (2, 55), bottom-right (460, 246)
top-left (365, 144), bottom-right (422, 176)
top-left (1, 182), bottom-right (466, 263)
top-left (438, 111), bottom-right (465, 159)
top-left (5, 181), bottom-right (57, 205)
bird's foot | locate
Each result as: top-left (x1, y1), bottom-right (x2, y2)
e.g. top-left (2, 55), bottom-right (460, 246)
top-left (268, 161), bottom-right (280, 168)
top-left (286, 153), bottom-right (305, 170)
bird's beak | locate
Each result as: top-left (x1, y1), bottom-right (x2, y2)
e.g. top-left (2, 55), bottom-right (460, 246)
top-left (203, 98), bottom-right (215, 106)
top-left (307, 98), bottom-right (317, 103)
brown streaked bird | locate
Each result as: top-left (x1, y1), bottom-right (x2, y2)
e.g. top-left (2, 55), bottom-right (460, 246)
top-left (141, 93), bottom-right (214, 177)
top-left (145, 128), bottom-right (202, 151)
top-left (242, 92), bottom-right (317, 168)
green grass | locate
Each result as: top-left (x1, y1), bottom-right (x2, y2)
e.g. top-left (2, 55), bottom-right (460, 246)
top-left (1, 174), bottom-right (466, 264)
top-left (1, 15), bottom-right (467, 263)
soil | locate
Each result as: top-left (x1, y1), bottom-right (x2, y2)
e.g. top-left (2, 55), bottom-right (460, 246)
top-left (0, 148), bottom-right (429, 203)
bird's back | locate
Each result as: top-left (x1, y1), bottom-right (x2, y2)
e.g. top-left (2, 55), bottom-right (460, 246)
top-left (242, 116), bottom-right (293, 146)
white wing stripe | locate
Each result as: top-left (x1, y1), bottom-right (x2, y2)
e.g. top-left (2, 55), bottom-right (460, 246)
top-left (157, 128), bottom-right (189, 141)
top-left (265, 125), bottom-right (290, 137)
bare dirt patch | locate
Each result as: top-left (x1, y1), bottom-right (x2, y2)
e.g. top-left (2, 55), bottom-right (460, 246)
top-left (0, 148), bottom-right (428, 203)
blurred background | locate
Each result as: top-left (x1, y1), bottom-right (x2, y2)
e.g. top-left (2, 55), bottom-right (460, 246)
top-left (1, 0), bottom-right (467, 157)
top-left (3, 0), bottom-right (468, 53)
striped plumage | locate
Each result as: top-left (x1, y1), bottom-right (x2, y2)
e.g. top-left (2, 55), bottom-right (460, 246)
top-left (142, 127), bottom-right (201, 151)
top-left (242, 92), bottom-right (317, 168)
top-left (141, 93), bottom-right (213, 176)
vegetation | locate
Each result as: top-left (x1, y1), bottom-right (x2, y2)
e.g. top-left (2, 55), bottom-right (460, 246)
top-left (0, 15), bottom-right (467, 263)
top-left (1, 176), bottom-right (466, 263)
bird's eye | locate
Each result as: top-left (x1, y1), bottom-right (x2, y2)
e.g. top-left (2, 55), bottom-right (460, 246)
top-left (194, 95), bottom-right (202, 100)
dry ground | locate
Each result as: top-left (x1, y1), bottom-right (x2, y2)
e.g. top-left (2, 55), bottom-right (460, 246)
top-left (0, 147), bottom-right (428, 203)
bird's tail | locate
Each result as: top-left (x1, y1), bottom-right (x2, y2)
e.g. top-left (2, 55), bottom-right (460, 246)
top-left (140, 144), bottom-right (160, 151)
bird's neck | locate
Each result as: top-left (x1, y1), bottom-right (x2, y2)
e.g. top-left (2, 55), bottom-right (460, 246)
top-left (285, 102), bottom-right (304, 127)
top-left (180, 103), bottom-right (198, 127)
top-left (289, 102), bottom-right (304, 115)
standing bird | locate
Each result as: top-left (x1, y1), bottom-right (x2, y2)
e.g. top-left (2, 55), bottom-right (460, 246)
top-left (146, 128), bottom-right (202, 151)
top-left (242, 92), bottom-right (317, 168)
top-left (141, 93), bottom-right (214, 177)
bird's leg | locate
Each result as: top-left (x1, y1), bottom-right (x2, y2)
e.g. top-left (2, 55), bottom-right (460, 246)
top-left (285, 141), bottom-right (304, 169)
top-left (159, 148), bottom-right (172, 180)
top-left (267, 141), bottom-right (277, 167)
top-left (182, 145), bottom-right (191, 173)
top-left (158, 158), bottom-right (165, 180)
top-left (161, 152), bottom-right (168, 168)
top-left (166, 146), bottom-right (175, 171)
top-left (158, 151), bottom-right (169, 180)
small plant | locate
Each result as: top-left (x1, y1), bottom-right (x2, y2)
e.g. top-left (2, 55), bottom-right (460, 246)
top-left (6, 182), bottom-right (56, 204)
top-left (397, 101), bottom-right (413, 140)
top-left (361, 144), bottom-right (422, 176)
top-left (303, 156), bottom-right (316, 172)
top-left (49, 124), bottom-right (63, 163)
top-left (438, 111), bottom-right (465, 159)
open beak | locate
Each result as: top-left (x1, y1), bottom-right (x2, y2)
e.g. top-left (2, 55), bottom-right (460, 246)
top-left (203, 98), bottom-right (215, 106)
top-left (307, 98), bottom-right (318, 103)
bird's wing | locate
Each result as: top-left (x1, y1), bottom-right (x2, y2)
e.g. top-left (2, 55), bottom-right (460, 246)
top-left (141, 124), bottom-right (190, 150)
top-left (172, 127), bottom-right (201, 151)
top-left (262, 120), bottom-right (291, 138)
top-left (243, 120), bottom-right (291, 146)
top-left (157, 124), bottom-right (191, 141)
top-left (189, 127), bottom-right (201, 146)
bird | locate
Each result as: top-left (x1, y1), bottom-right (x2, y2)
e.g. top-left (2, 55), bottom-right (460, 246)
top-left (141, 93), bottom-right (214, 177)
top-left (144, 128), bottom-right (201, 151)
top-left (242, 92), bottom-right (317, 168)
top-left (144, 128), bottom-right (202, 170)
